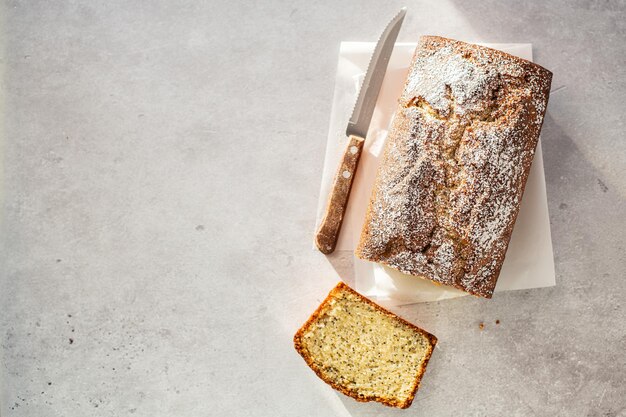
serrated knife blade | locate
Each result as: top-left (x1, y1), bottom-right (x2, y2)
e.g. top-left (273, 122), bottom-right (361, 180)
top-left (315, 8), bottom-right (406, 254)
top-left (347, 7), bottom-right (406, 138)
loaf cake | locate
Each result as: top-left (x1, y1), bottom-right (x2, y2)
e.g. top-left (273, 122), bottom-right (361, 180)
top-left (355, 36), bottom-right (553, 298)
top-left (293, 282), bottom-right (437, 409)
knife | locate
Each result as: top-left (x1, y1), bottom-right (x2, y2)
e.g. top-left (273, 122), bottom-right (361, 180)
top-left (315, 8), bottom-right (407, 254)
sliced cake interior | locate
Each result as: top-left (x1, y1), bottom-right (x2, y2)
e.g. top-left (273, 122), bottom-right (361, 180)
top-left (294, 282), bottom-right (437, 409)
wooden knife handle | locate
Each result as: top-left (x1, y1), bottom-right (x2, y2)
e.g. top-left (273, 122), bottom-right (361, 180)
top-left (315, 135), bottom-right (365, 254)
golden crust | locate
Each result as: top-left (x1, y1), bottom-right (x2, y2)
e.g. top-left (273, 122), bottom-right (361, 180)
top-left (293, 282), bottom-right (437, 409)
top-left (356, 36), bottom-right (553, 298)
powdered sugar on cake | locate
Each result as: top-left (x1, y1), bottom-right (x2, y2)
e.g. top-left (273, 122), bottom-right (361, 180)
top-left (355, 36), bottom-right (552, 298)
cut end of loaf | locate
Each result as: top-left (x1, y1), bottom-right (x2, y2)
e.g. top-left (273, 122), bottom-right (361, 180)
top-left (293, 282), bottom-right (437, 409)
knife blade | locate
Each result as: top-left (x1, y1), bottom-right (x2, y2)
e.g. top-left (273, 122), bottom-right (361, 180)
top-left (315, 8), bottom-right (406, 254)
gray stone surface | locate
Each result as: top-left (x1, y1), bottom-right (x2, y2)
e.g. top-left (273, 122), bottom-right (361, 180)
top-left (1, 0), bottom-right (624, 416)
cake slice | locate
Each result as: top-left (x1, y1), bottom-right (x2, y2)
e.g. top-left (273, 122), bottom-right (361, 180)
top-left (293, 282), bottom-right (437, 409)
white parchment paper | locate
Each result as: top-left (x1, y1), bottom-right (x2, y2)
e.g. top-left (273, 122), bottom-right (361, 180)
top-left (316, 42), bottom-right (556, 305)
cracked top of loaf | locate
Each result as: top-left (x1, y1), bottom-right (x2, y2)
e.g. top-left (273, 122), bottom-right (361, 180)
top-left (355, 36), bottom-right (552, 298)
